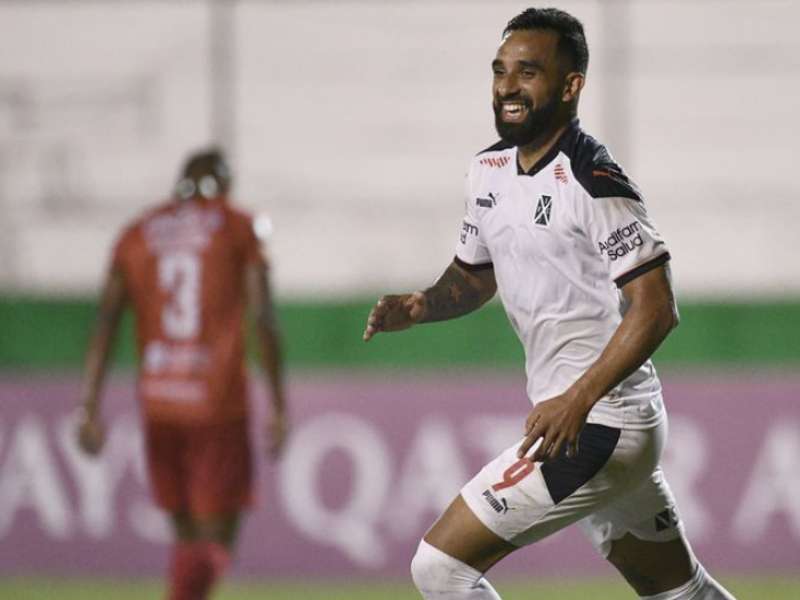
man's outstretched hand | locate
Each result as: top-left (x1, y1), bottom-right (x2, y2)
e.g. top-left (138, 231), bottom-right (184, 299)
top-left (363, 292), bottom-right (426, 341)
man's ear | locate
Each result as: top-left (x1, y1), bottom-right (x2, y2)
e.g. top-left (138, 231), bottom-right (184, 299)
top-left (562, 72), bottom-right (585, 102)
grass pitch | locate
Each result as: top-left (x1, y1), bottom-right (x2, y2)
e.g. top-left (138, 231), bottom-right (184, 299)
top-left (2, 575), bottom-right (798, 599)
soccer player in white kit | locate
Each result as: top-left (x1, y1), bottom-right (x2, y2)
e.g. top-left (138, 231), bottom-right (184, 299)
top-left (363, 8), bottom-right (736, 600)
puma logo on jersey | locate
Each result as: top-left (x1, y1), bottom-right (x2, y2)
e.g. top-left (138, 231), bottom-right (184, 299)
top-left (476, 192), bottom-right (498, 208)
top-left (482, 490), bottom-right (509, 514)
top-left (533, 195), bottom-right (552, 226)
top-left (479, 156), bottom-right (510, 168)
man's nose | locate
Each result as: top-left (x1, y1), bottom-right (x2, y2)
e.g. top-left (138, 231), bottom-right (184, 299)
top-left (495, 73), bottom-right (520, 99)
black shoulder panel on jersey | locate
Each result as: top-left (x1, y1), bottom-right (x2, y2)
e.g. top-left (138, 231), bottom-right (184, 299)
top-left (477, 139), bottom-right (514, 156)
top-left (561, 128), bottom-right (643, 203)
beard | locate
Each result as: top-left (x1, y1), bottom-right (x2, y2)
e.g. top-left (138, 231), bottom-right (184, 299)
top-left (493, 93), bottom-right (560, 147)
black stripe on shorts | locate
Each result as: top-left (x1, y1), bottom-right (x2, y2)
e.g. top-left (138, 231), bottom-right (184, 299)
top-left (540, 423), bottom-right (621, 504)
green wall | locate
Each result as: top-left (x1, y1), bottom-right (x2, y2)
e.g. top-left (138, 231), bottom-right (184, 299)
top-left (1, 297), bottom-right (798, 370)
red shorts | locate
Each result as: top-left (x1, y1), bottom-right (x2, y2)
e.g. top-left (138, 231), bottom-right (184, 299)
top-left (144, 419), bottom-right (253, 517)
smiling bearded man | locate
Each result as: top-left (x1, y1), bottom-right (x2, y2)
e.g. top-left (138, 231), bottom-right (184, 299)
top-left (364, 7), bottom-right (737, 600)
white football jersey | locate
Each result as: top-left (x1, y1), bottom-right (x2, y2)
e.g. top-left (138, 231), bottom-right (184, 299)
top-left (455, 119), bottom-right (670, 429)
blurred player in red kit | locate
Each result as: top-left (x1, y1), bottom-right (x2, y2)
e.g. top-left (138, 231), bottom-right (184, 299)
top-left (76, 148), bottom-right (287, 600)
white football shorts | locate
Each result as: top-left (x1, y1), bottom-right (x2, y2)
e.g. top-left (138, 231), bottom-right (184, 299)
top-left (460, 417), bottom-right (684, 557)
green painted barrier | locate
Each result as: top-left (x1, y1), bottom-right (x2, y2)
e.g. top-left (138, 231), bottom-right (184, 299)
top-left (0, 297), bottom-right (798, 370)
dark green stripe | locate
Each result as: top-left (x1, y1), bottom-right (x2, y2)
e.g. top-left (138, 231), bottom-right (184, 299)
top-left (0, 297), bottom-right (798, 369)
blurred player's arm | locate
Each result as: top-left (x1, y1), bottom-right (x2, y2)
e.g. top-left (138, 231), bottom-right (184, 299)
top-left (363, 259), bottom-right (496, 341)
top-left (518, 264), bottom-right (679, 461)
top-left (245, 260), bottom-right (287, 459)
top-left (77, 267), bottom-right (128, 455)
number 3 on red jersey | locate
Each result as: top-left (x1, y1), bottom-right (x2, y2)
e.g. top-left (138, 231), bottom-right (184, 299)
top-left (158, 251), bottom-right (201, 340)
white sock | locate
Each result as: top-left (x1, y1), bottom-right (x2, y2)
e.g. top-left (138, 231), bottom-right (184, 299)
top-left (640, 563), bottom-right (736, 600)
top-left (410, 539), bottom-right (502, 599)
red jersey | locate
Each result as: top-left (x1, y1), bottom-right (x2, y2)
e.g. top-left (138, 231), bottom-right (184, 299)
top-left (112, 196), bottom-right (264, 425)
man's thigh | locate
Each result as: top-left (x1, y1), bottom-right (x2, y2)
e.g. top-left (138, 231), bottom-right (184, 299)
top-left (424, 494), bottom-right (517, 572)
top-left (580, 459), bottom-right (693, 594)
top-left (145, 421), bottom-right (189, 513)
top-left (186, 419), bottom-right (254, 518)
top-left (460, 423), bottom-right (649, 548)
top-left (579, 462), bottom-right (681, 558)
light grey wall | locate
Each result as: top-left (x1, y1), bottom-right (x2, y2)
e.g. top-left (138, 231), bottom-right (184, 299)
top-left (1, 1), bottom-right (798, 298)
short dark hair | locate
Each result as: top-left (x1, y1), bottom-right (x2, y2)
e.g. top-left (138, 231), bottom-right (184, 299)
top-left (503, 7), bottom-right (589, 74)
top-left (181, 147), bottom-right (229, 180)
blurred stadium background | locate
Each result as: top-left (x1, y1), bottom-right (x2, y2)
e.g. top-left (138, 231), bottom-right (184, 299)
top-left (1, 0), bottom-right (798, 598)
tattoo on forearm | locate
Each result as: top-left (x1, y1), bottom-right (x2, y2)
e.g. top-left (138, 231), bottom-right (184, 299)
top-left (421, 265), bottom-right (483, 323)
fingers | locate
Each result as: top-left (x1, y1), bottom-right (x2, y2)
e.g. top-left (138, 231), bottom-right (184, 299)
top-left (531, 431), bottom-right (580, 462)
top-left (566, 437), bottom-right (580, 459)
top-left (534, 433), bottom-right (565, 463)
top-left (516, 433), bottom-right (537, 459)
top-left (363, 297), bottom-right (389, 341)
top-left (519, 420), bottom-right (577, 462)
top-left (530, 432), bottom-right (553, 462)
top-left (524, 410), bottom-right (540, 434)
top-left (517, 418), bottom-right (545, 458)
top-left (363, 293), bottom-right (423, 341)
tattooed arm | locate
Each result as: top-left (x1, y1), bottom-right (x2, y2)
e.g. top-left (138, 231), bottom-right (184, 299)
top-left (363, 259), bottom-right (496, 341)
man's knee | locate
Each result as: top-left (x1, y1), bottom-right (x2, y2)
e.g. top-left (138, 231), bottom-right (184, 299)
top-left (171, 512), bottom-right (197, 541)
top-left (193, 514), bottom-right (240, 547)
top-left (410, 540), bottom-right (483, 593)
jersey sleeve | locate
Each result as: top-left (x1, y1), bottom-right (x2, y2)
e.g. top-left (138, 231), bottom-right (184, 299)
top-left (578, 193), bottom-right (670, 288)
top-left (454, 171), bottom-right (492, 269)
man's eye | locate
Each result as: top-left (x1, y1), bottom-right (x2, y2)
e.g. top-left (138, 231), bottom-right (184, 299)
top-left (522, 70), bottom-right (537, 78)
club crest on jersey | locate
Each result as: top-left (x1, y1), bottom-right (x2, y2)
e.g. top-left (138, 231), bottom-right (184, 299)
top-left (533, 195), bottom-right (552, 226)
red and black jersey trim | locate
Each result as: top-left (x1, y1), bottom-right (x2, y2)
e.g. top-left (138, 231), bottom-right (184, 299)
top-left (541, 423), bottom-right (620, 504)
top-left (614, 252), bottom-right (671, 288)
top-left (477, 119), bottom-right (643, 203)
top-left (559, 122), bottom-right (643, 202)
top-left (454, 256), bottom-right (494, 272)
